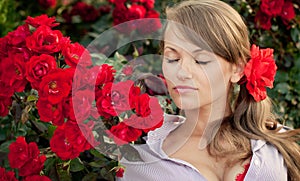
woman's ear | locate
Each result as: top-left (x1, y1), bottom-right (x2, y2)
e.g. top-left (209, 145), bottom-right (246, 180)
top-left (230, 62), bottom-right (244, 83)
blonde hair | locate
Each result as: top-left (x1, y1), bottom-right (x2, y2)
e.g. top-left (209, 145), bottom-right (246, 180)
top-left (166, 0), bottom-right (300, 180)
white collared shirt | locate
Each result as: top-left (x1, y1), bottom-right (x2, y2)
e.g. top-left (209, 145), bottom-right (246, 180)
top-left (117, 114), bottom-right (287, 181)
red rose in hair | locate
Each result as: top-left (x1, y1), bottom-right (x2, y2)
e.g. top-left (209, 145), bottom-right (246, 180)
top-left (255, 10), bottom-right (272, 30)
top-left (25, 14), bottom-right (59, 28)
top-left (0, 167), bottom-right (17, 181)
top-left (26, 25), bottom-right (63, 54)
top-left (23, 175), bottom-right (51, 181)
top-left (280, 1), bottom-right (295, 24)
top-left (8, 137), bottom-right (29, 169)
top-left (62, 42), bottom-right (92, 67)
top-left (260, 0), bottom-right (284, 16)
top-left (0, 96), bottom-right (12, 117)
top-left (26, 54), bottom-right (57, 89)
top-left (37, 99), bottom-right (64, 126)
top-left (107, 122), bottom-right (142, 145)
top-left (50, 124), bottom-right (81, 160)
top-left (244, 45), bottom-right (277, 102)
top-left (38, 69), bottom-right (72, 104)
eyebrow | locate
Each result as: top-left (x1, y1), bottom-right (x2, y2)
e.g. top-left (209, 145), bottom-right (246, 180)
top-left (164, 46), bottom-right (204, 55)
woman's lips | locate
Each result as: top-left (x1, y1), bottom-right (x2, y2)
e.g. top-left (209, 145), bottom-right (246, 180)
top-left (173, 86), bottom-right (198, 93)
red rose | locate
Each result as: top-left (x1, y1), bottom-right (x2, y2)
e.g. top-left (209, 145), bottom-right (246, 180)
top-left (122, 65), bottom-right (133, 76)
top-left (50, 124), bottom-right (81, 160)
top-left (0, 81), bottom-right (14, 97)
top-left (112, 4), bottom-right (129, 25)
top-left (8, 137), bottom-right (41, 170)
top-left (125, 97), bottom-right (163, 133)
top-left (7, 24), bottom-right (31, 47)
top-left (107, 122), bottom-right (142, 145)
top-left (96, 83), bottom-right (117, 118)
top-left (260, 0), bottom-right (284, 16)
top-left (38, 0), bottom-right (57, 9)
top-left (26, 54), bottom-right (57, 89)
top-left (255, 10), bottom-right (272, 30)
top-left (92, 64), bottom-right (116, 87)
top-left (115, 167), bottom-right (125, 177)
top-left (8, 137), bottom-right (29, 169)
top-left (136, 10), bottom-right (161, 34)
top-left (109, 0), bottom-right (126, 4)
top-left (244, 45), bottom-right (277, 102)
top-left (134, 93), bottom-right (150, 117)
top-left (25, 14), bottom-right (59, 28)
top-left (0, 167), bottom-right (17, 181)
top-left (65, 120), bottom-right (98, 152)
top-left (72, 90), bottom-right (94, 122)
top-left (26, 25), bottom-right (63, 54)
top-left (143, 0), bottom-right (155, 9)
top-left (37, 99), bottom-right (65, 126)
top-left (62, 42), bottom-right (92, 67)
top-left (0, 96), bottom-right (12, 117)
top-left (127, 4), bottom-right (146, 21)
top-left (280, 1), bottom-right (295, 24)
top-left (96, 80), bottom-right (140, 117)
top-left (98, 5), bottom-right (111, 14)
top-left (0, 54), bottom-right (27, 93)
top-left (0, 37), bottom-right (9, 57)
top-left (70, 2), bottom-right (100, 22)
top-left (38, 69), bottom-right (72, 104)
top-left (19, 155), bottom-right (46, 176)
top-left (23, 175), bottom-right (51, 181)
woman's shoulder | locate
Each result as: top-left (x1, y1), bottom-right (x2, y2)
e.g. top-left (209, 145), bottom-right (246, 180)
top-left (247, 139), bottom-right (287, 180)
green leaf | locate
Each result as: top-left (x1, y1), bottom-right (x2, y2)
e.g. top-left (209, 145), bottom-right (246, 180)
top-left (0, 140), bottom-right (15, 153)
top-left (90, 149), bottom-right (105, 158)
top-left (47, 125), bottom-right (57, 138)
top-left (82, 173), bottom-right (98, 181)
top-left (275, 83), bottom-right (290, 94)
top-left (27, 95), bottom-right (38, 102)
top-left (44, 157), bottom-right (57, 175)
top-left (70, 158), bottom-right (84, 172)
top-left (291, 28), bottom-right (300, 43)
top-left (88, 160), bottom-right (107, 168)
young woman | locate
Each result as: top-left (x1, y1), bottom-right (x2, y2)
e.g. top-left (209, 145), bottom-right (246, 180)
top-left (118, 0), bottom-right (300, 180)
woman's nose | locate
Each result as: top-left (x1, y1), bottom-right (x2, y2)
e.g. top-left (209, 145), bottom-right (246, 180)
top-left (176, 63), bottom-right (192, 80)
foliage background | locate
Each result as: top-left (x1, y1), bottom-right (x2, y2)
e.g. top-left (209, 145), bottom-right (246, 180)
top-left (0, 0), bottom-right (299, 180)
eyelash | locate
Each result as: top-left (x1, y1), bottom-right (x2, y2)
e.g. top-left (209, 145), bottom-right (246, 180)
top-left (165, 58), bottom-right (210, 65)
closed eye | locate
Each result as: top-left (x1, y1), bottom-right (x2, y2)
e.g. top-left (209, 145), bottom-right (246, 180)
top-left (195, 59), bottom-right (211, 65)
top-left (165, 58), bottom-right (180, 63)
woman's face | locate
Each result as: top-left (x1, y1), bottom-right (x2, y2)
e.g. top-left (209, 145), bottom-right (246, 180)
top-left (162, 28), bottom-right (236, 111)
